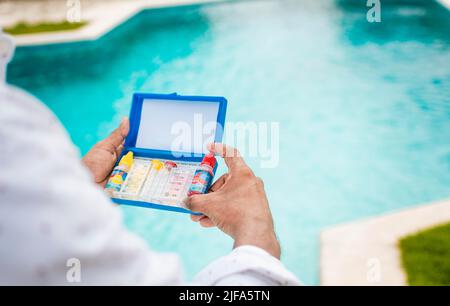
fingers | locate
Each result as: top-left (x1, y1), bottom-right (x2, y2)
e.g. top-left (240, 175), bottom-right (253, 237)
top-left (186, 194), bottom-right (217, 228)
top-left (185, 193), bottom-right (215, 214)
top-left (199, 218), bottom-right (215, 228)
top-left (190, 214), bottom-right (203, 222)
top-left (209, 173), bottom-right (229, 193)
top-left (190, 215), bottom-right (215, 228)
top-left (207, 143), bottom-right (247, 172)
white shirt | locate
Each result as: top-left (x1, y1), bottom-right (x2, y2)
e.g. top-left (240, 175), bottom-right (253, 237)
top-left (0, 41), bottom-right (300, 285)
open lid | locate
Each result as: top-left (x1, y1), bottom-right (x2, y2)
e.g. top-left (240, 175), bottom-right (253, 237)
top-left (125, 93), bottom-right (227, 157)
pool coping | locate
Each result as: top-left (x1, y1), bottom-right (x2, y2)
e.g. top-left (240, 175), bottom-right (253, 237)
top-left (8, 0), bottom-right (450, 47)
top-left (320, 198), bottom-right (450, 286)
top-left (8, 0), bottom-right (225, 47)
top-left (437, 0), bottom-right (450, 10)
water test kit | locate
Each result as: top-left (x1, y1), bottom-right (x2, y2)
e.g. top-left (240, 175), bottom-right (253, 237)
top-left (105, 93), bottom-right (227, 215)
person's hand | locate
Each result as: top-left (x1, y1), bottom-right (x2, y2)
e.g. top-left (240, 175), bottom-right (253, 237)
top-left (186, 143), bottom-right (281, 259)
top-left (82, 118), bottom-right (130, 187)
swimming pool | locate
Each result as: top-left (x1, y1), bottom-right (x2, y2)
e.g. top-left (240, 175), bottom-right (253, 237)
top-left (8, 0), bottom-right (450, 284)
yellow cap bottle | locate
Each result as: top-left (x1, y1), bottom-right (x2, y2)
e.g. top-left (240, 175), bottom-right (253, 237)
top-left (151, 159), bottom-right (164, 171)
top-left (119, 151), bottom-right (134, 169)
top-left (105, 151), bottom-right (134, 194)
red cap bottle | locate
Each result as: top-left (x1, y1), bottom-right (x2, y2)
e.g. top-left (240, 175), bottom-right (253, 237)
top-left (187, 153), bottom-right (217, 197)
top-left (201, 153), bottom-right (217, 169)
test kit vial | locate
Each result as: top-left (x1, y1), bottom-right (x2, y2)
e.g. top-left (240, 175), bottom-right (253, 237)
top-left (105, 151), bottom-right (134, 195)
top-left (188, 153), bottom-right (217, 196)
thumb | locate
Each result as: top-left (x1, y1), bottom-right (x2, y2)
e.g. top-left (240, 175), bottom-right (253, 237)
top-left (119, 117), bottom-right (130, 138)
top-left (108, 117), bottom-right (129, 147)
top-left (102, 117), bottom-right (129, 157)
top-left (207, 143), bottom-right (247, 173)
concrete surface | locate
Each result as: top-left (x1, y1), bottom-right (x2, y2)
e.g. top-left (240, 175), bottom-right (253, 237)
top-left (0, 0), bottom-right (223, 46)
top-left (320, 198), bottom-right (450, 286)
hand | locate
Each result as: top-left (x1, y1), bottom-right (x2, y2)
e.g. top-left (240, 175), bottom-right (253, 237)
top-left (82, 118), bottom-right (130, 187)
top-left (186, 143), bottom-right (281, 259)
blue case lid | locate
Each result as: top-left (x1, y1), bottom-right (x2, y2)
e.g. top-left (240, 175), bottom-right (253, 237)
top-left (125, 93), bottom-right (227, 159)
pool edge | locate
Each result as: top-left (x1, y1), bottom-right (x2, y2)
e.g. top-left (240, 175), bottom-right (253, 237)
top-left (320, 198), bottom-right (450, 286)
top-left (9, 0), bottom-right (227, 47)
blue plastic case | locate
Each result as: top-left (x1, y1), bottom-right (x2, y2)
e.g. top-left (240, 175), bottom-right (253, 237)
top-left (110, 93), bottom-right (227, 215)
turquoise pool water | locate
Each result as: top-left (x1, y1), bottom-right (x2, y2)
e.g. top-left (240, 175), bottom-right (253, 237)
top-left (8, 0), bottom-right (450, 284)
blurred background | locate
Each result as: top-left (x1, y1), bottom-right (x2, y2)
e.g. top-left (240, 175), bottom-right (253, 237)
top-left (2, 0), bottom-right (450, 285)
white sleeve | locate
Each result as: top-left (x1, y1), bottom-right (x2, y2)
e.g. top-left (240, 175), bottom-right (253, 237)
top-left (0, 85), bottom-right (184, 285)
top-left (194, 246), bottom-right (301, 286)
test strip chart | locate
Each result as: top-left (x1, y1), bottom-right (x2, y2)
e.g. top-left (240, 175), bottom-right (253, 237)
top-left (115, 157), bottom-right (199, 208)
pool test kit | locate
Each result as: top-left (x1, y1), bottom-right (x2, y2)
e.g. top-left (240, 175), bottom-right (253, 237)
top-left (105, 93), bottom-right (227, 215)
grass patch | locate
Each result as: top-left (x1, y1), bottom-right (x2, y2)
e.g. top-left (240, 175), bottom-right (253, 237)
top-left (399, 222), bottom-right (450, 286)
top-left (4, 21), bottom-right (87, 36)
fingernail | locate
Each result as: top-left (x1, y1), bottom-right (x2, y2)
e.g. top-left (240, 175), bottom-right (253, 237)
top-left (207, 143), bottom-right (215, 152)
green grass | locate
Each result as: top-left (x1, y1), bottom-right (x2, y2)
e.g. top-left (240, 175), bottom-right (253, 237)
top-left (399, 222), bottom-right (450, 286)
top-left (4, 21), bottom-right (87, 36)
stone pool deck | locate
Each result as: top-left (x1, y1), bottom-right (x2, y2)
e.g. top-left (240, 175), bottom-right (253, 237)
top-left (320, 198), bottom-right (450, 286)
top-left (2, 0), bottom-right (449, 46)
top-left (438, 0), bottom-right (450, 10)
top-left (0, 0), bottom-right (223, 46)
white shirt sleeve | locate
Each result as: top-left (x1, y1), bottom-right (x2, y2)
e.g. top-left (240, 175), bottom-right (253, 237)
top-left (195, 246), bottom-right (301, 285)
top-left (0, 84), bottom-right (300, 286)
